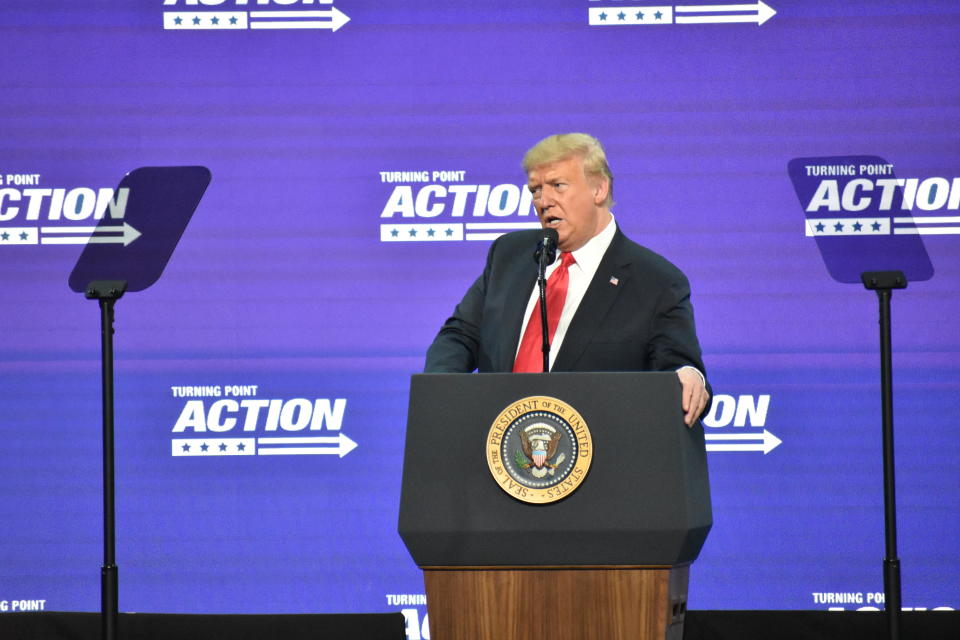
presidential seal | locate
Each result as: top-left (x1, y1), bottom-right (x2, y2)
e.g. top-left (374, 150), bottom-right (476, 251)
top-left (485, 396), bottom-right (592, 504)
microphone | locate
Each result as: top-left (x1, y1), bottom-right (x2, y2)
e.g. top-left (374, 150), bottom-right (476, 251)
top-left (533, 228), bottom-right (559, 373)
top-left (533, 228), bottom-right (559, 266)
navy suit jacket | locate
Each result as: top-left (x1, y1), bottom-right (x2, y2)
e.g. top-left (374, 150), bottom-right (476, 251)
top-left (425, 226), bottom-right (708, 383)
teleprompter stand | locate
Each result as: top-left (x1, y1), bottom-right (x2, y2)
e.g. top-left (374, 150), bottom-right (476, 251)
top-left (861, 270), bottom-right (907, 640)
top-left (790, 156), bottom-right (935, 640)
top-left (398, 372), bottom-right (712, 640)
top-left (86, 280), bottom-right (127, 640)
top-left (69, 166), bottom-right (211, 640)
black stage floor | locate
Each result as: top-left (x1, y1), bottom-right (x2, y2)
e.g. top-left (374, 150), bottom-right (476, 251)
top-left (684, 610), bottom-right (958, 639)
top-left (0, 610), bottom-right (957, 639)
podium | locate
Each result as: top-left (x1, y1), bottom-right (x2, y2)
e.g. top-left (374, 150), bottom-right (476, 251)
top-left (398, 372), bottom-right (712, 640)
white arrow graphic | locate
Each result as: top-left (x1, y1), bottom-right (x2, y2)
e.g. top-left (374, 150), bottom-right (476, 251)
top-left (40, 223), bottom-right (142, 246)
top-left (249, 7), bottom-right (350, 31)
top-left (675, 2), bottom-right (776, 25)
top-left (256, 433), bottom-right (358, 457)
top-left (704, 429), bottom-right (782, 454)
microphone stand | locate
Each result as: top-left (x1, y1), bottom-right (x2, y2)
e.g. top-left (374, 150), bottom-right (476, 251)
top-left (529, 229), bottom-right (558, 373)
top-left (537, 251), bottom-right (550, 373)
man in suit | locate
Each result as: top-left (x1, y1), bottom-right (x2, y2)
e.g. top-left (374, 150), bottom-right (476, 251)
top-left (425, 133), bottom-right (710, 425)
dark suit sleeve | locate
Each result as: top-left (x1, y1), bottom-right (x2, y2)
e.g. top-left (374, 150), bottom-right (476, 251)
top-left (646, 270), bottom-right (706, 377)
top-left (645, 269), bottom-right (713, 418)
top-left (423, 244), bottom-right (495, 373)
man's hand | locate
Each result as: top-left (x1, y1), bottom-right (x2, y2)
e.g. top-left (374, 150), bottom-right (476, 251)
top-left (677, 367), bottom-right (709, 427)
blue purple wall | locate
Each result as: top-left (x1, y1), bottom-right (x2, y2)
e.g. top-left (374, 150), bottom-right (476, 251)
top-left (1, 1), bottom-right (957, 632)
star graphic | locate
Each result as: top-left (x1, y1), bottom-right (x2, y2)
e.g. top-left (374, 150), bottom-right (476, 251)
top-left (211, 16), bottom-right (220, 25)
top-left (599, 12), bottom-right (608, 21)
top-left (427, 228), bottom-right (436, 237)
top-left (200, 442), bottom-right (209, 452)
top-left (237, 442), bottom-right (246, 451)
top-left (871, 220), bottom-right (882, 231)
top-left (408, 228), bottom-right (417, 237)
top-left (815, 222), bottom-right (825, 233)
top-left (390, 228), bottom-right (399, 237)
top-left (19, 231), bottom-right (28, 240)
top-left (654, 10), bottom-right (663, 20)
top-left (192, 16), bottom-right (201, 25)
top-left (219, 443), bottom-right (227, 452)
top-left (833, 222), bottom-right (844, 232)
top-left (853, 221), bottom-right (863, 232)
top-left (0, 232), bottom-right (8, 241)
top-left (636, 11), bottom-right (645, 20)
top-left (181, 443), bottom-right (191, 452)
top-left (445, 228), bottom-right (454, 237)
top-left (174, 16), bottom-right (183, 25)
top-left (229, 16), bottom-right (238, 25)
top-left (617, 11), bottom-right (626, 20)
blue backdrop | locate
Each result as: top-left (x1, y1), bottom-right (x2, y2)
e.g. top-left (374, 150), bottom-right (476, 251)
top-left (1, 0), bottom-right (957, 632)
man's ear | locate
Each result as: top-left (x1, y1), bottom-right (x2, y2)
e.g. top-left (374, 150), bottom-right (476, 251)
top-left (592, 176), bottom-right (610, 205)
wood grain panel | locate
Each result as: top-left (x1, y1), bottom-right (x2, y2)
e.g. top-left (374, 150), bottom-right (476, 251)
top-left (423, 566), bottom-right (688, 640)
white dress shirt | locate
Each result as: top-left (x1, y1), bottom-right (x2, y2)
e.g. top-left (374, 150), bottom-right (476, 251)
top-left (515, 216), bottom-right (617, 370)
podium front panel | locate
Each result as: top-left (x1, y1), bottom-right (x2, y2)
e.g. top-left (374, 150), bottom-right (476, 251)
top-left (398, 372), bottom-right (712, 567)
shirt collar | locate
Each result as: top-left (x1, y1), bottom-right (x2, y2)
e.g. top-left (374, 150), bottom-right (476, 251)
top-left (568, 213), bottom-right (616, 273)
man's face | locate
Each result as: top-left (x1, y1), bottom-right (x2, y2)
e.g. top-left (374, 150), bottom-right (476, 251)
top-left (527, 155), bottom-right (609, 252)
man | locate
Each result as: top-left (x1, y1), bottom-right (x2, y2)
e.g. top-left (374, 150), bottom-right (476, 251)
top-left (424, 133), bottom-right (710, 425)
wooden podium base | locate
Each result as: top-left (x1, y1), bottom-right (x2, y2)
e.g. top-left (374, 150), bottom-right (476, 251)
top-left (422, 565), bottom-right (689, 640)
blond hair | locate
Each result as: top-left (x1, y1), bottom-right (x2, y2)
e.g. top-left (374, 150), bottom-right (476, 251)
top-left (522, 133), bottom-right (614, 207)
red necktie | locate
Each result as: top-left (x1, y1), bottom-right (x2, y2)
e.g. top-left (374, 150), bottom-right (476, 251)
top-left (512, 252), bottom-right (576, 373)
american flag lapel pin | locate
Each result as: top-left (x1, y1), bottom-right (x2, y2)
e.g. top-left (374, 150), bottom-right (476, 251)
top-left (609, 276), bottom-right (619, 286)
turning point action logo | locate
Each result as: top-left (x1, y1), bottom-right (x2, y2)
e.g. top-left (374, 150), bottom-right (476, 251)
top-left (162, 0), bottom-right (350, 32)
top-left (587, 1), bottom-right (776, 28)
top-left (790, 157), bottom-right (960, 237)
top-left (378, 169), bottom-right (540, 243)
top-left (0, 173), bottom-right (137, 248)
top-left (169, 384), bottom-right (358, 458)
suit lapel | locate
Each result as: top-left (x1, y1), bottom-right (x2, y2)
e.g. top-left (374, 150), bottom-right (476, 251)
top-left (552, 230), bottom-right (631, 371)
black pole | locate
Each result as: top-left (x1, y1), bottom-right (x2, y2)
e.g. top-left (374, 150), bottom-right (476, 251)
top-left (100, 296), bottom-right (118, 640)
top-left (535, 235), bottom-right (556, 373)
top-left (862, 270), bottom-right (905, 640)
top-left (87, 280), bottom-right (127, 640)
top-left (538, 275), bottom-right (550, 373)
top-left (878, 287), bottom-right (901, 640)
